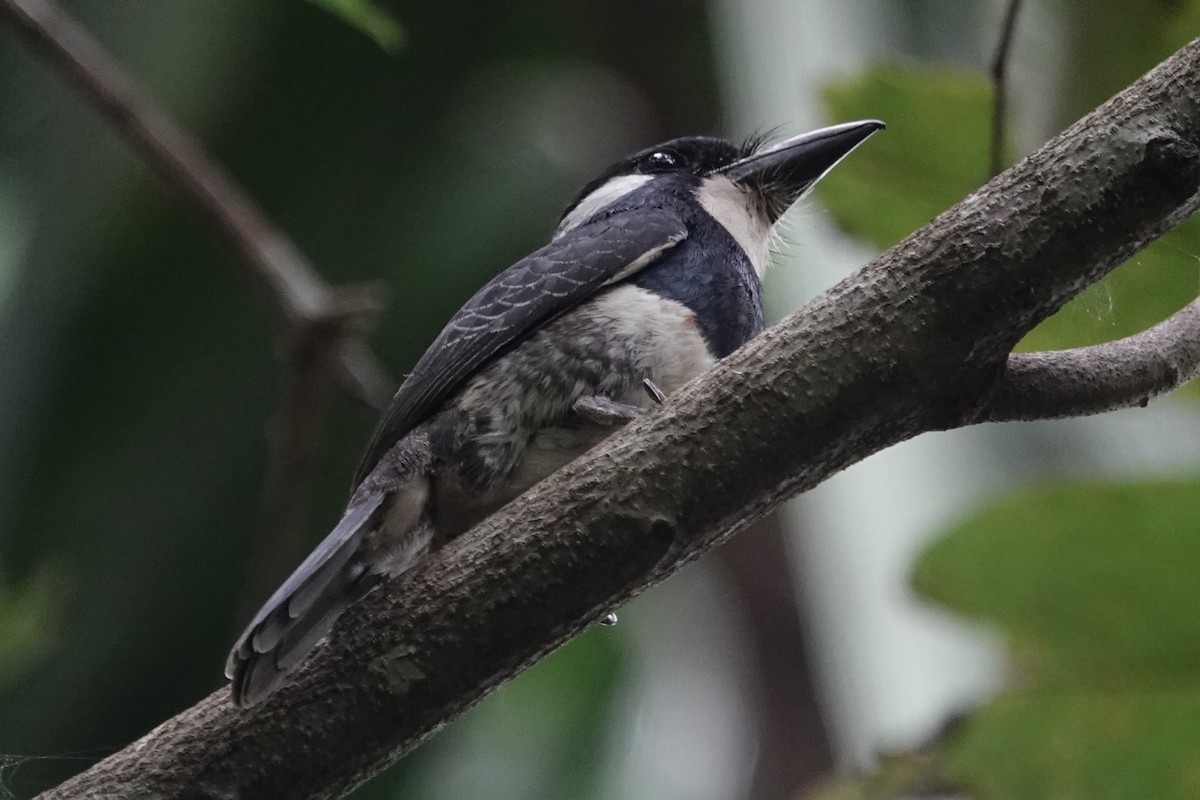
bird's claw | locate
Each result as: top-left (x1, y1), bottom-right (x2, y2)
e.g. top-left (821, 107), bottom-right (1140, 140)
top-left (642, 378), bottom-right (666, 405)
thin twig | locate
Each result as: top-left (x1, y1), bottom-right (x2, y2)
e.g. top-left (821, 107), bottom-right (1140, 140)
top-left (0, 0), bottom-right (395, 411)
top-left (989, 0), bottom-right (1024, 178)
top-left (244, 337), bottom-right (339, 619)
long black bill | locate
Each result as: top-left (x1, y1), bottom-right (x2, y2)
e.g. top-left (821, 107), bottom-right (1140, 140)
top-left (716, 119), bottom-right (885, 218)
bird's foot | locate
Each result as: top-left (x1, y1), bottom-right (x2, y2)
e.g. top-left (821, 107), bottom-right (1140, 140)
top-left (573, 379), bottom-right (666, 426)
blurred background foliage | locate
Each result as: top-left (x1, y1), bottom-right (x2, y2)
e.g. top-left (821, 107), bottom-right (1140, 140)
top-left (0, 1), bottom-right (1197, 799)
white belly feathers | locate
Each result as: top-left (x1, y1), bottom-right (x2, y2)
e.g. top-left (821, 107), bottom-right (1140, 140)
top-left (506, 283), bottom-right (714, 493)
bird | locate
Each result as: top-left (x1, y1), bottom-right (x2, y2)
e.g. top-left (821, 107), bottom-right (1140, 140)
top-left (226, 118), bottom-right (885, 706)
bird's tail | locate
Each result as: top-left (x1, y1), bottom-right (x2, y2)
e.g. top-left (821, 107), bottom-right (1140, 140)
top-left (225, 494), bottom-right (389, 706)
top-left (227, 428), bottom-right (437, 706)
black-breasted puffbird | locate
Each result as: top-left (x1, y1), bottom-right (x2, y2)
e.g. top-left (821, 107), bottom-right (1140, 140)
top-left (227, 119), bottom-right (885, 706)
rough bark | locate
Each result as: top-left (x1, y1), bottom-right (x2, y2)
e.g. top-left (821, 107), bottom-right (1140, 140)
top-left (38, 35), bottom-right (1200, 800)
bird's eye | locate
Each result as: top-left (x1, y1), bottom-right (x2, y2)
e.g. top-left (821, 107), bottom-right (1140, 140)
top-left (641, 150), bottom-right (682, 172)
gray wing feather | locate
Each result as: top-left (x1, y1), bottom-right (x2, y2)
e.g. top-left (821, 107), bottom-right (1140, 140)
top-left (352, 209), bottom-right (688, 485)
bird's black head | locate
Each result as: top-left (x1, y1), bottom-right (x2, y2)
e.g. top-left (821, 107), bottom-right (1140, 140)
top-left (561, 136), bottom-right (748, 221)
top-left (557, 121), bottom-right (885, 241)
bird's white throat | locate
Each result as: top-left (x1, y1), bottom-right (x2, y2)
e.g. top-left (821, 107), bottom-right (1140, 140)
top-left (695, 175), bottom-right (771, 280)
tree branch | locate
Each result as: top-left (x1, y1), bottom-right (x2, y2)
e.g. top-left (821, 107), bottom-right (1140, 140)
top-left (35, 33), bottom-right (1200, 800)
top-left (0, 0), bottom-right (394, 411)
top-left (980, 294), bottom-right (1200, 422)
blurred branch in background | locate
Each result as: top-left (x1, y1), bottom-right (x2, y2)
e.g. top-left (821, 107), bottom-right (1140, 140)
top-left (988, 0), bottom-right (1024, 178)
top-left (0, 0), bottom-right (394, 411)
top-left (248, 292), bottom-right (382, 618)
top-left (0, 0), bottom-right (400, 620)
top-left (721, 516), bottom-right (834, 800)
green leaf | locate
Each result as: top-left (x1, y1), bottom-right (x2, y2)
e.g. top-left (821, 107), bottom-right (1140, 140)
top-left (817, 64), bottom-right (994, 251)
top-left (913, 481), bottom-right (1200, 686)
top-left (914, 481), bottom-right (1200, 799)
top-left (307, 0), bottom-right (404, 53)
top-left (943, 692), bottom-right (1200, 800)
